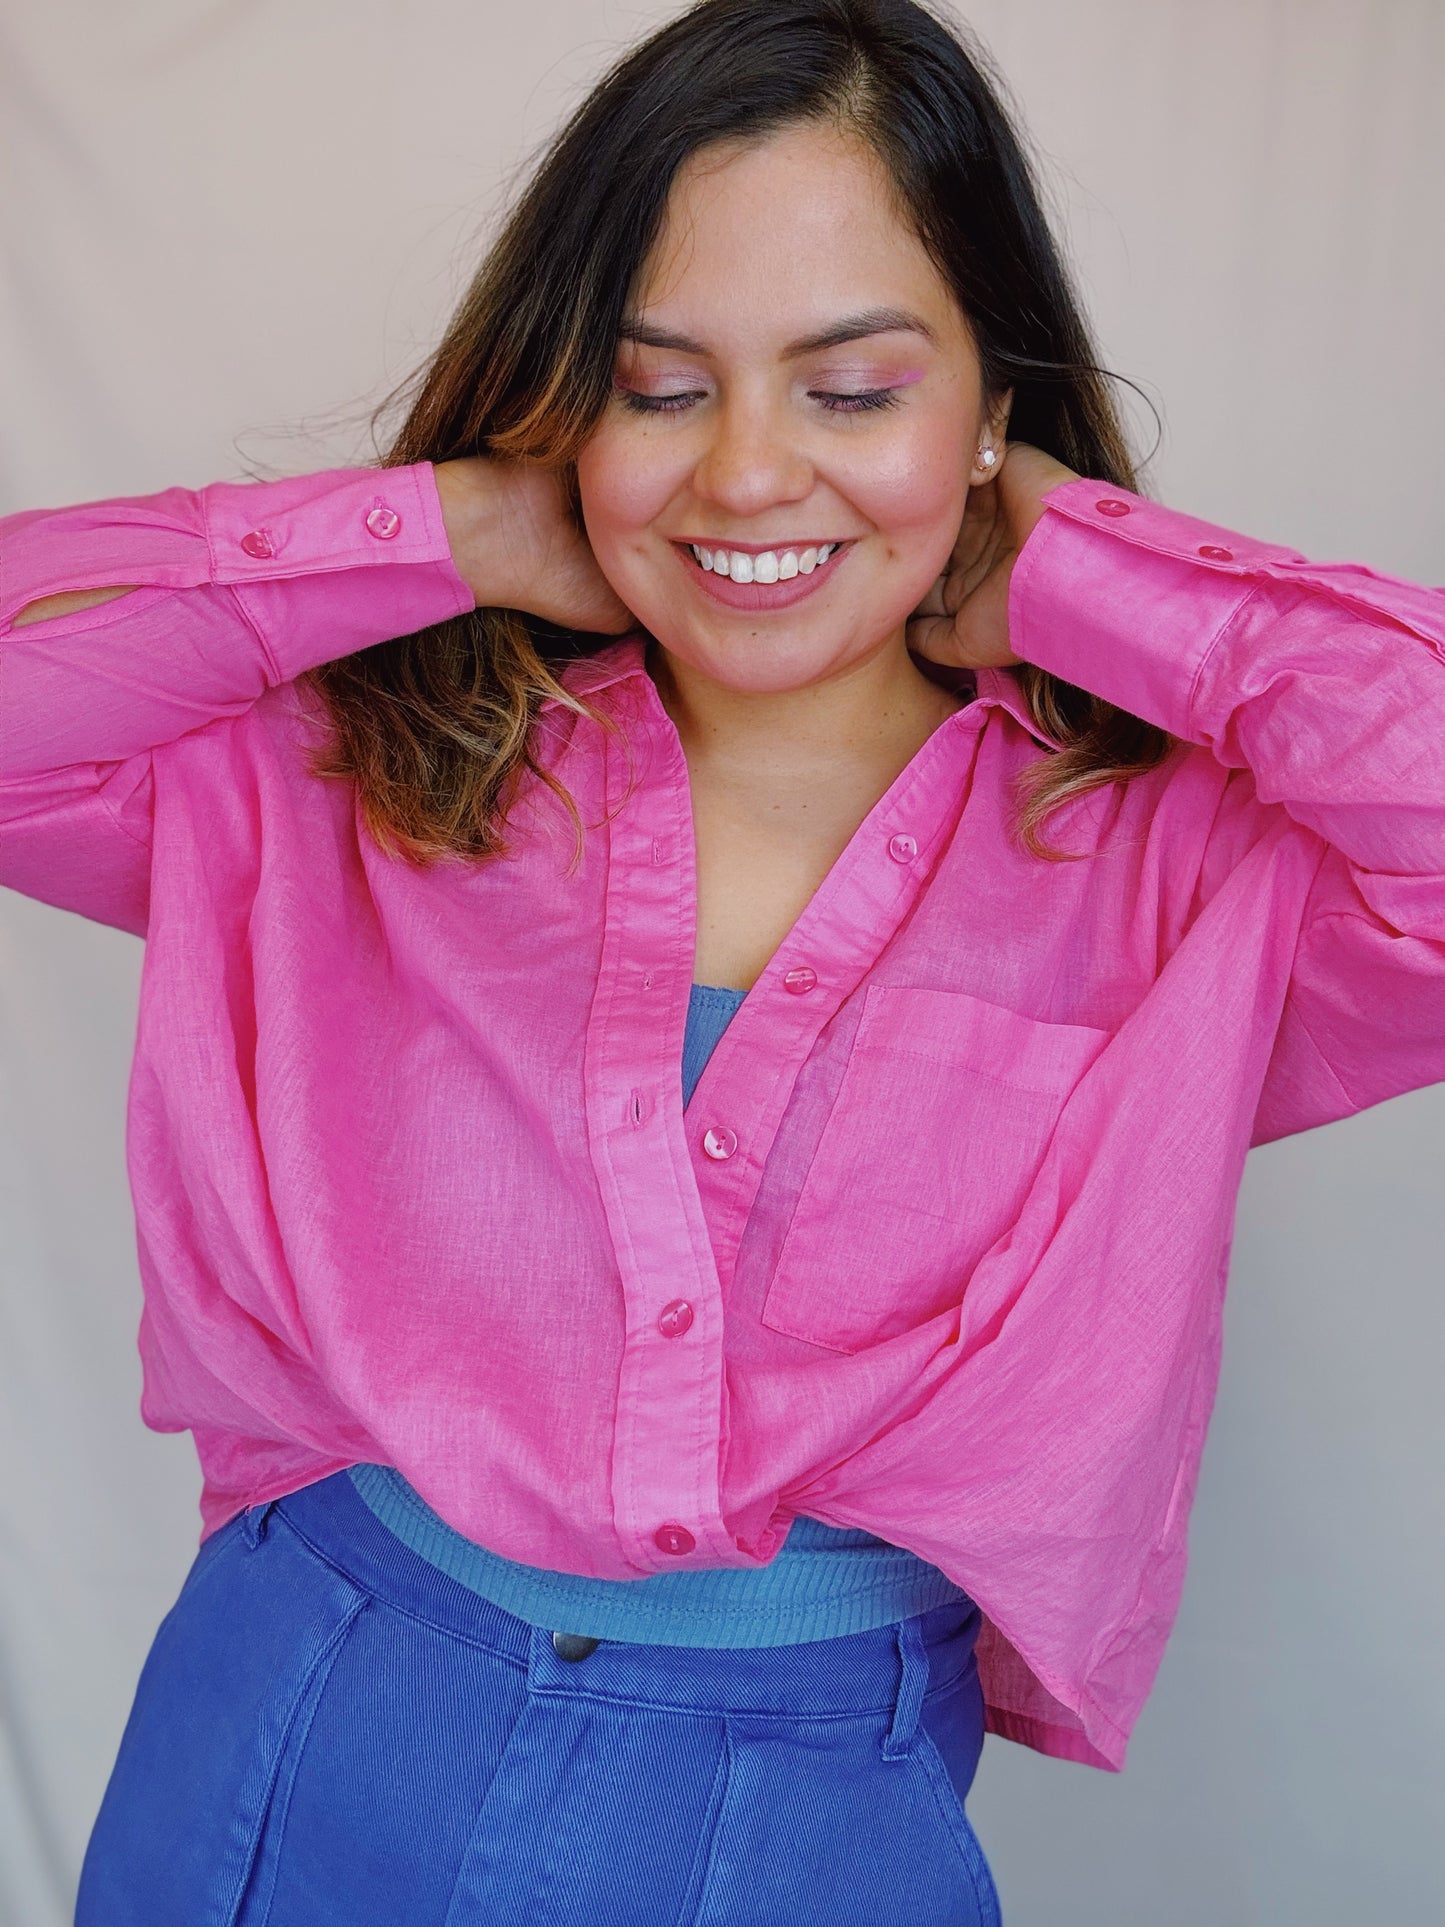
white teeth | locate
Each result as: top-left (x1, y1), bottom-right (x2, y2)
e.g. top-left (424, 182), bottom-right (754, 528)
top-left (689, 541), bottom-right (838, 580)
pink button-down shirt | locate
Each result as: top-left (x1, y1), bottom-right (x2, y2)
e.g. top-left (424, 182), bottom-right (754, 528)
top-left (3, 463), bottom-right (1442, 1770)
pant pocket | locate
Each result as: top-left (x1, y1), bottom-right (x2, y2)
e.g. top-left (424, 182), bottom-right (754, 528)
top-left (912, 1683), bottom-right (1004, 1927)
top-left (693, 1711), bottom-right (998, 1927)
top-left (77, 1505), bottom-right (368, 1927)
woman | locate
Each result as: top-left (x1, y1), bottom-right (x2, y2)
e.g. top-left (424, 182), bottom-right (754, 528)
top-left (3, 0), bottom-right (1441, 1920)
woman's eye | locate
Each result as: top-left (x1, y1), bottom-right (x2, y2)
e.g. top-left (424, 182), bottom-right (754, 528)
top-left (614, 384), bottom-right (903, 416)
top-left (813, 388), bottom-right (902, 415)
top-left (615, 387), bottom-right (703, 415)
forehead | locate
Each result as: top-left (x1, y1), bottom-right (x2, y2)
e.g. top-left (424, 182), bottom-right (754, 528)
top-left (628, 122), bottom-right (969, 350)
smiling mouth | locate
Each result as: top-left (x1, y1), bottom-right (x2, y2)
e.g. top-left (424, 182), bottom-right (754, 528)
top-left (682, 539), bottom-right (847, 584)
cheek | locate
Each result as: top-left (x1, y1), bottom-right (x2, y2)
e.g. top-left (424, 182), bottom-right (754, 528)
top-left (576, 427), bottom-right (682, 549)
top-left (840, 418), bottom-right (970, 549)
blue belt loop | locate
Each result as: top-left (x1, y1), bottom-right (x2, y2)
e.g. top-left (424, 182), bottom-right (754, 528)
top-left (240, 1499), bottom-right (278, 1547)
top-left (882, 1613), bottom-right (929, 1760)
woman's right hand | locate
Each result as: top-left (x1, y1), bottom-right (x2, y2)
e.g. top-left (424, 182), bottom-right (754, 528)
top-left (433, 457), bottom-right (636, 635)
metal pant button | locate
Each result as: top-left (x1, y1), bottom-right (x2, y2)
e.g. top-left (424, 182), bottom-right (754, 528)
top-left (551, 1631), bottom-right (601, 1661)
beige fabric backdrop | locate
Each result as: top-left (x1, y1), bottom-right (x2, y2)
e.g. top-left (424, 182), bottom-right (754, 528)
top-left (2, 3), bottom-right (1442, 1921)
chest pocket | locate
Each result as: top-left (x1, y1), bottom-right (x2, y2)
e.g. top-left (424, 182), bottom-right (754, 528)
top-left (760, 984), bottom-right (1113, 1354)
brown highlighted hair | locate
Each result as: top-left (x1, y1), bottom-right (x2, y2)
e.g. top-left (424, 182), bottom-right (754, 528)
top-left (303, 0), bottom-right (1176, 865)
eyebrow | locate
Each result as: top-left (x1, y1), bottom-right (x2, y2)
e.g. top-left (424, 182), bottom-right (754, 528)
top-left (616, 304), bottom-right (938, 358)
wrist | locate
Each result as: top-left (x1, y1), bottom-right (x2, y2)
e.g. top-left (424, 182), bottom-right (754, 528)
top-left (1003, 447), bottom-right (1080, 557)
top-left (432, 457), bottom-right (517, 609)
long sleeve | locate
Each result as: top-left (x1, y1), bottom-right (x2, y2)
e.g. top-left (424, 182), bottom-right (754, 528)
top-left (0, 463), bottom-right (474, 936)
top-left (1008, 478), bottom-right (1445, 1140)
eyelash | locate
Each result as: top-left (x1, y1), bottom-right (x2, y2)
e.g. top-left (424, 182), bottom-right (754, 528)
top-left (616, 387), bottom-right (903, 417)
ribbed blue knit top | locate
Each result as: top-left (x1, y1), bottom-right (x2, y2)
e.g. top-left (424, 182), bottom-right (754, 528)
top-left (347, 983), bottom-right (971, 1645)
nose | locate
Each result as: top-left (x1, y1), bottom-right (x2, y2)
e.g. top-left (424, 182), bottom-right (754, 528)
top-left (691, 389), bottom-right (814, 518)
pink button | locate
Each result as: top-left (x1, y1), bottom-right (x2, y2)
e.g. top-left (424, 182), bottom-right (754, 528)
top-left (654, 1523), bottom-right (695, 1557)
top-left (1198, 544), bottom-right (1233, 561)
top-left (888, 833), bottom-right (918, 863)
top-left (239, 529), bottom-right (275, 559)
top-left (1095, 498), bottom-right (1131, 517)
top-left (364, 503), bottom-right (402, 540)
top-left (783, 966), bottom-right (817, 996)
top-left (658, 1298), bottom-right (694, 1338)
top-left (702, 1126), bottom-right (737, 1161)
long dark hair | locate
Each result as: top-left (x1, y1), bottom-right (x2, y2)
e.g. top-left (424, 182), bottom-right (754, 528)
top-left (303, 0), bottom-right (1174, 863)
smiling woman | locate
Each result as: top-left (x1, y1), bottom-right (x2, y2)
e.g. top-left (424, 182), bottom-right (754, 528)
top-left (5, 1), bottom-right (1445, 1923)
top-left (570, 117), bottom-right (1026, 987)
top-left (316, 0), bottom-right (1168, 873)
top-left (580, 129), bottom-right (988, 680)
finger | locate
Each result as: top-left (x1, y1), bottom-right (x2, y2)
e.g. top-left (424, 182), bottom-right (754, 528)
top-left (906, 613), bottom-right (963, 666)
top-left (909, 572), bottom-right (950, 622)
top-left (948, 592), bottom-right (1017, 669)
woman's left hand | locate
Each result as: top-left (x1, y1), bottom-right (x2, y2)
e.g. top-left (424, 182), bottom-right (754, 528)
top-left (907, 440), bottom-right (1080, 670)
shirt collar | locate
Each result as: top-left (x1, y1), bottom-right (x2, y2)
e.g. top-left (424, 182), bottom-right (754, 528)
top-left (543, 634), bottom-right (651, 708)
top-left (970, 662), bottom-right (1064, 750)
top-left (545, 634), bottom-right (1063, 753)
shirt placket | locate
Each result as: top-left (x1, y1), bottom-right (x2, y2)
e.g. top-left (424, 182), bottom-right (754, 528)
top-left (582, 690), bottom-right (747, 1573)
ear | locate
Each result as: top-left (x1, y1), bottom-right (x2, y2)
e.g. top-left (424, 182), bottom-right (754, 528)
top-left (968, 388), bottom-right (1015, 485)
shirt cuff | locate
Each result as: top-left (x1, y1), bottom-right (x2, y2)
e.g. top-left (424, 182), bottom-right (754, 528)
top-left (202, 462), bottom-right (477, 683)
top-left (1006, 479), bottom-right (1300, 741)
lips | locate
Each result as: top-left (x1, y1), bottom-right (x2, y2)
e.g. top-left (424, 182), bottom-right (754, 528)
top-left (676, 538), bottom-right (851, 611)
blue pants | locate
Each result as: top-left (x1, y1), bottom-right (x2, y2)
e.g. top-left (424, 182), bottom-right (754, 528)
top-left (78, 1471), bottom-right (1000, 1924)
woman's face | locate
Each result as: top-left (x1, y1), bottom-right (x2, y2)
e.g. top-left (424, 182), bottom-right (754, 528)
top-left (575, 120), bottom-right (1008, 697)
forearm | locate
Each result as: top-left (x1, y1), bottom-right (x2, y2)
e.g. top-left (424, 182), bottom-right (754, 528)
top-left (0, 462), bottom-right (474, 780)
top-left (1012, 478), bottom-right (1445, 1128)
top-left (1010, 479), bottom-right (1445, 875)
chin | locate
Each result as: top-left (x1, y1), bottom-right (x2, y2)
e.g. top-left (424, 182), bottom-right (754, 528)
top-left (662, 634), bottom-right (863, 694)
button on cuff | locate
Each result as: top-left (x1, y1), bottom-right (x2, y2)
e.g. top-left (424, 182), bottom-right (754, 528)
top-left (365, 501), bottom-right (402, 541)
top-left (654, 1524), bottom-right (696, 1556)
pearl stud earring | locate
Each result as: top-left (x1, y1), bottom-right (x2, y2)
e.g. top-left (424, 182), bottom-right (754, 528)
top-left (979, 447), bottom-right (996, 469)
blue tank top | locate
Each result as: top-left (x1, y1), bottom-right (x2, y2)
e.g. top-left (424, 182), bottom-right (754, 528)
top-left (347, 983), bottom-right (971, 1644)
